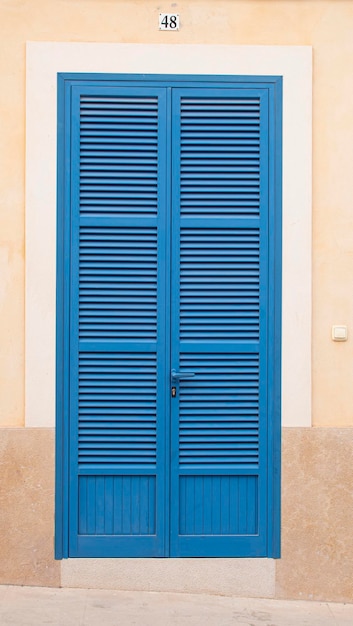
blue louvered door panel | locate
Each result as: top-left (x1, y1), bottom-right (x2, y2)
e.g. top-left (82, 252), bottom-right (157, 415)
top-left (68, 86), bottom-right (169, 556)
top-left (59, 76), bottom-right (281, 559)
top-left (170, 88), bottom-right (269, 556)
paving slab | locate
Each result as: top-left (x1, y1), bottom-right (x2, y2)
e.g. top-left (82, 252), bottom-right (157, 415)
top-left (0, 585), bottom-right (353, 625)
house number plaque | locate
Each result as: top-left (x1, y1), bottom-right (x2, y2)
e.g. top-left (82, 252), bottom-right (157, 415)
top-left (159, 14), bottom-right (180, 30)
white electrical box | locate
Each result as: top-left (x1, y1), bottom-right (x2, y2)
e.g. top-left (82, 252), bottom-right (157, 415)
top-left (332, 325), bottom-right (348, 341)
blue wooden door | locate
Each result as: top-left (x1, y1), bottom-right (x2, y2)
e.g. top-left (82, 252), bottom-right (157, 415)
top-left (66, 85), bottom-right (170, 557)
top-left (56, 75), bottom-right (281, 559)
top-left (170, 88), bottom-right (271, 556)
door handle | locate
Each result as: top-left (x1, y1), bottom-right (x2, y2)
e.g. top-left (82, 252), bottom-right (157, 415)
top-left (171, 369), bottom-right (195, 381)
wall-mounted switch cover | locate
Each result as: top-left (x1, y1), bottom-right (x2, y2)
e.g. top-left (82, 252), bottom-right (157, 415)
top-left (332, 325), bottom-right (348, 341)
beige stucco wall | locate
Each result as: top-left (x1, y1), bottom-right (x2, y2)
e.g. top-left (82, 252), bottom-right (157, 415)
top-left (1, 0), bottom-right (353, 427)
top-left (1, 0), bottom-right (353, 602)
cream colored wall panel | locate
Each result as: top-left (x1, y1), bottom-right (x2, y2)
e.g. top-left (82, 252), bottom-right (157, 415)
top-left (0, 245), bottom-right (24, 426)
top-left (25, 43), bottom-right (312, 428)
top-left (0, 31), bottom-right (26, 427)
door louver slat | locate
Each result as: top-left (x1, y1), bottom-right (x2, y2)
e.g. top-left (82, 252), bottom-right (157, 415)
top-left (180, 97), bottom-right (260, 218)
top-left (79, 226), bottom-right (157, 340)
top-left (78, 353), bottom-right (157, 467)
top-left (178, 355), bottom-right (259, 467)
top-left (180, 229), bottom-right (260, 341)
top-left (79, 96), bottom-right (159, 217)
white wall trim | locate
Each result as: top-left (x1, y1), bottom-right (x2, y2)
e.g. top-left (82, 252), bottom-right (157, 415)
top-left (25, 42), bottom-right (312, 427)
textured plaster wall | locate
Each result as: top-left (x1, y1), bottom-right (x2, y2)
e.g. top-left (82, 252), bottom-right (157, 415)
top-left (276, 428), bottom-right (353, 602)
top-left (1, 0), bottom-right (353, 426)
top-left (1, 427), bottom-right (352, 602)
top-left (0, 428), bottom-right (60, 587)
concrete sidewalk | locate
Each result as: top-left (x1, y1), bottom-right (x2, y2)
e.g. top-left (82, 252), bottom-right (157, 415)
top-left (0, 585), bottom-right (352, 625)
